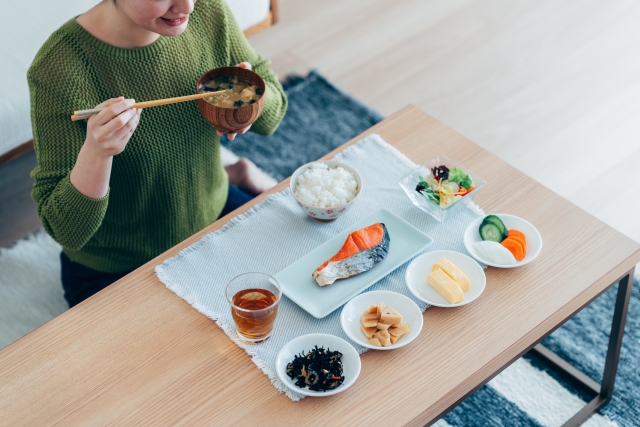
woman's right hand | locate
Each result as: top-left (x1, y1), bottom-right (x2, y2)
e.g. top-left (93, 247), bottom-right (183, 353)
top-left (70, 97), bottom-right (142, 199)
top-left (85, 97), bottom-right (142, 159)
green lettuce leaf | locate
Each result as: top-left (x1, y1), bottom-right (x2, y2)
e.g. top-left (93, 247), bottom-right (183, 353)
top-left (448, 167), bottom-right (474, 188)
top-left (415, 176), bottom-right (440, 204)
top-left (420, 188), bottom-right (440, 204)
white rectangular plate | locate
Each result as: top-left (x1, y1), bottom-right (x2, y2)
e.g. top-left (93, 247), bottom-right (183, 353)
top-left (274, 208), bottom-right (433, 318)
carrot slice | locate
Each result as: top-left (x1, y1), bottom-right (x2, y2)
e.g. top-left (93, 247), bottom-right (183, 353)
top-left (506, 235), bottom-right (526, 256)
top-left (501, 237), bottom-right (525, 261)
top-left (508, 229), bottom-right (527, 245)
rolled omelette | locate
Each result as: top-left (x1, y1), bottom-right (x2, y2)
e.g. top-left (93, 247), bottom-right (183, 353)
top-left (432, 258), bottom-right (470, 291)
top-left (427, 267), bottom-right (464, 304)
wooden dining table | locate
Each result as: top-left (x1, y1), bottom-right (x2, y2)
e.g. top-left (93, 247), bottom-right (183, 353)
top-left (1, 106), bottom-right (639, 426)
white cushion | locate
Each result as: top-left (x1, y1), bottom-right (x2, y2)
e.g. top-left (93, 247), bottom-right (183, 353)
top-left (0, 0), bottom-right (270, 157)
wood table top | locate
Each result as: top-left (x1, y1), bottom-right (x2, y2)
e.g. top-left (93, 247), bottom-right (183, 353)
top-left (1, 106), bottom-right (638, 427)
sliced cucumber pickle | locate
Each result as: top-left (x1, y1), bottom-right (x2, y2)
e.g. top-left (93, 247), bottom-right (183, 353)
top-left (482, 215), bottom-right (507, 237)
top-left (479, 222), bottom-right (504, 243)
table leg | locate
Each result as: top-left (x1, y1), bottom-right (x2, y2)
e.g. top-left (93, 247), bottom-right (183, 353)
top-left (529, 267), bottom-right (634, 427)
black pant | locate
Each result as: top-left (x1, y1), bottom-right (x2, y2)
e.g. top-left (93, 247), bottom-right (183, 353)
top-left (60, 252), bottom-right (131, 307)
top-left (61, 185), bottom-right (255, 307)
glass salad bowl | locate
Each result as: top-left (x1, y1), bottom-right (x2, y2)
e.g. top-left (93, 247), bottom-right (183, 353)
top-left (399, 154), bottom-right (486, 222)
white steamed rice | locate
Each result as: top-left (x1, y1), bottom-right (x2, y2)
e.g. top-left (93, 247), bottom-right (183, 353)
top-left (293, 163), bottom-right (358, 208)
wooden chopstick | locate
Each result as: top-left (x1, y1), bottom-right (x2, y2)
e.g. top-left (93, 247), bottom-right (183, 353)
top-left (70, 90), bottom-right (225, 121)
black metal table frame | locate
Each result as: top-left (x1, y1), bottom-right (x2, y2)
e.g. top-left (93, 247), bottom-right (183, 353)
top-left (429, 267), bottom-right (635, 427)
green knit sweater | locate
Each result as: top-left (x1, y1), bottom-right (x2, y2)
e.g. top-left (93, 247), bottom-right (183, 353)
top-left (28, 0), bottom-right (287, 273)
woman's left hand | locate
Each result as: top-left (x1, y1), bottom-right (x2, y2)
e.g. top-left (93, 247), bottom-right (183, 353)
top-left (216, 61), bottom-right (253, 141)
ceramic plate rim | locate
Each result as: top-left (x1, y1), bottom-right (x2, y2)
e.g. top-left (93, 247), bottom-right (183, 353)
top-left (275, 333), bottom-right (361, 397)
top-left (404, 250), bottom-right (486, 307)
top-left (463, 213), bottom-right (542, 268)
top-left (340, 290), bottom-right (423, 350)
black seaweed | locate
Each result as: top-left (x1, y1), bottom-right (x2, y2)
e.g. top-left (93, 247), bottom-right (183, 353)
top-left (256, 87), bottom-right (264, 95)
top-left (285, 346), bottom-right (344, 391)
top-left (233, 100), bottom-right (244, 107)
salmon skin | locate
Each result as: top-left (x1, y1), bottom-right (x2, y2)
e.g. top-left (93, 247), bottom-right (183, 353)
top-left (312, 223), bottom-right (390, 286)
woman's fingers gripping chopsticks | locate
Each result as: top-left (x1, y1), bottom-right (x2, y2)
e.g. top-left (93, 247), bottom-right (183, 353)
top-left (83, 97), bottom-right (142, 158)
top-left (111, 108), bottom-right (142, 144)
top-left (94, 96), bottom-right (125, 109)
top-left (91, 98), bottom-right (136, 127)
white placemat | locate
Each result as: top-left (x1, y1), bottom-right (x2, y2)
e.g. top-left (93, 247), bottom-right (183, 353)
top-left (155, 134), bottom-right (485, 400)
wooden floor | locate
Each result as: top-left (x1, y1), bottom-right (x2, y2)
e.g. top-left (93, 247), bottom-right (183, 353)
top-left (1, 0), bottom-right (639, 246)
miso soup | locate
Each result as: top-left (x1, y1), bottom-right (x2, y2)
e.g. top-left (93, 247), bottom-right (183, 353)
top-left (200, 75), bottom-right (263, 108)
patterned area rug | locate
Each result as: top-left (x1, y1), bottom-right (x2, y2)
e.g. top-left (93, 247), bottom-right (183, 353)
top-left (0, 71), bottom-right (637, 426)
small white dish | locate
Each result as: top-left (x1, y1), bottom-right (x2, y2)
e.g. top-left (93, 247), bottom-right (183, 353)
top-left (275, 333), bottom-right (361, 397)
top-left (463, 214), bottom-right (542, 268)
top-left (340, 290), bottom-right (423, 350)
top-left (405, 250), bottom-right (486, 307)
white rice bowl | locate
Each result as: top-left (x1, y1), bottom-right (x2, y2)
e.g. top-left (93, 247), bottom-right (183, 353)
top-left (293, 163), bottom-right (358, 208)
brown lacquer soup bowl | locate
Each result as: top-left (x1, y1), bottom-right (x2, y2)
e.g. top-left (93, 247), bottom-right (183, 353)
top-left (196, 66), bottom-right (266, 133)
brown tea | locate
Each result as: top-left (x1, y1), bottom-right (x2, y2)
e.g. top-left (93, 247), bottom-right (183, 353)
top-left (231, 288), bottom-right (279, 341)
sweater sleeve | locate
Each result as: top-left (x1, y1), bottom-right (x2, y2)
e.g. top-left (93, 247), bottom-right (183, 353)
top-left (218, 0), bottom-right (288, 136)
top-left (28, 44), bottom-right (109, 251)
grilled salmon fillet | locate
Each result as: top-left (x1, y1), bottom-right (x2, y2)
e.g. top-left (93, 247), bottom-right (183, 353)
top-left (312, 223), bottom-right (390, 286)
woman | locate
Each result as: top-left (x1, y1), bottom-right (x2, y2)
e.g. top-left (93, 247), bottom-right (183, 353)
top-left (28, 0), bottom-right (288, 306)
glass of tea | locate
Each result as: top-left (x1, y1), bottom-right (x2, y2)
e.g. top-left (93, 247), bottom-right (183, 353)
top-left (226, 272), bottom-right (282, 343)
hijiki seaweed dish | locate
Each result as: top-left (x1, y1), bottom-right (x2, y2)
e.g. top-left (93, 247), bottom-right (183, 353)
top-left (200, 75), bottom-right (263, 108)
top-left (285, 346), bottom-right (344, 392)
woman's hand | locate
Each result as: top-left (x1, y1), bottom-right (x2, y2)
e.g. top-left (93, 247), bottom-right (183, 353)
top-left (70, 97), bottom-right (142, 199)
top-left (216, 62), bottom-right (252, 141)
top-left (85, 97), bottom-right (142, 158)
top-left (217, 124), bottom-right (251, 140)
